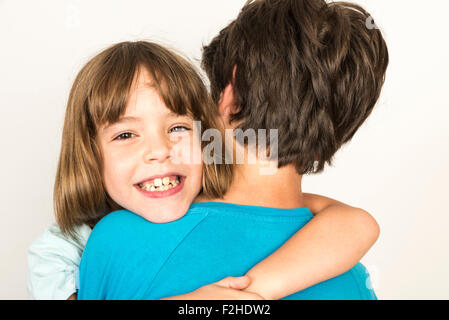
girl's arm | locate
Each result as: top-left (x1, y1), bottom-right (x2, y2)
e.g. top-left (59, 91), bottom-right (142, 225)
top-left (164, 194), bottom-right (379, 300)
top-left (242, 193), bottom-right (380, 300)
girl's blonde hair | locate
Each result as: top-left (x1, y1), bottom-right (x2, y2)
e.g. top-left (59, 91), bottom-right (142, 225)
top-left (55, 41), bottom-right (232, 238)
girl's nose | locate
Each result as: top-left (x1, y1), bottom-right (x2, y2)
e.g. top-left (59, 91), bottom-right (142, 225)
top-left (143, 137), bottom-right (171, 164)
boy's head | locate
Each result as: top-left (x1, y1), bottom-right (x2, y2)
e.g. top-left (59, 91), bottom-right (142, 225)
top-left (202, 0), bottom-right (389, 174)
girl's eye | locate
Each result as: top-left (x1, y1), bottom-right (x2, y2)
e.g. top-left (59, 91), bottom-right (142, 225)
top-left (169, 126), bottom-right (191, 134)
top-left (113, 132), bottom-right (136, 141)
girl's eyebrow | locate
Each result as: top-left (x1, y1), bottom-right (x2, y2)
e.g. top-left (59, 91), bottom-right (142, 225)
top-left (103, 116), bottom-right (141, 131)
top-left (167, 111), bottom-right (180, 118)
top-left (167, 111), bottom-right (191, 120)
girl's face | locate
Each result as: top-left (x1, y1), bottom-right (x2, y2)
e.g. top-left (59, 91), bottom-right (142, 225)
top-left (97, 69), bottom-right (203, 223)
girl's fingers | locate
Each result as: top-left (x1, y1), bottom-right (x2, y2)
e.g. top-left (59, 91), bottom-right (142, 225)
top-left (215, 276), bottom-right (251, 289)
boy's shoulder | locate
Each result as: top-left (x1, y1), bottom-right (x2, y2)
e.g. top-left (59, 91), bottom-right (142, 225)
top-left (88, 209), bottom-right (209, 254)
top-left (79, 209), bottom-right (211, 299)
top-left (87, 210), bottom-right (149, 249)
top-left (93, 209), bottom-right (207, 233)
top-left (93, 210), bottom-right (142, 232)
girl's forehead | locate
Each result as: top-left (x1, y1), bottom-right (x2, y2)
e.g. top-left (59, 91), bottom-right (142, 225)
top-left (128, 68), bottom-right (164, 105)
top-left (124, 86), bottom-right (190, 121)
top-left (125, 87), bottom-right (166, 116)
top-left (133, 66), bottom-right (155, 88)
top-left (127, 68), bottom-right (161, 101)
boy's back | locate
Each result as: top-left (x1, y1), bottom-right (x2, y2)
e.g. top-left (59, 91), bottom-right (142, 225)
top-left (79, 202), bottom-right (376, 300)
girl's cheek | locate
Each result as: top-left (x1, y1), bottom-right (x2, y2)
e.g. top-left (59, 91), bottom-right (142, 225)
top-left (103, 144), bottom-right (138, 172)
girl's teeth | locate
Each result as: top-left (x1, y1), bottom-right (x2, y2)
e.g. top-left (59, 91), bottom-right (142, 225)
top-left (139, 176), bottom-right (181, 192)
top-left (154, 178), bottom-right (163, 187)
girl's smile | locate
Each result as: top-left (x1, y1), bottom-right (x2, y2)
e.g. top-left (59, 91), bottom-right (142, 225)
top-left (134, 173), bottom-right (186, 198)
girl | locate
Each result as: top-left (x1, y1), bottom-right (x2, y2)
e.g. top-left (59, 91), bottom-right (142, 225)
top-left (28, 41), bottom-right (379, 300)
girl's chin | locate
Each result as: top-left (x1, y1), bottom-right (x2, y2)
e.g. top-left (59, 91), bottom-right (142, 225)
top-left (134, 205), bottom-right (188, 224)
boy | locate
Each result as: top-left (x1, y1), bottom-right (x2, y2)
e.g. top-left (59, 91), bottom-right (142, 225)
top-left (77, 0), bottom-right (388, 300)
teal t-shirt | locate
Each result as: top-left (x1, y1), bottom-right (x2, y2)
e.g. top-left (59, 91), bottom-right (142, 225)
top-left (78, 202), bottom-right (376, 300)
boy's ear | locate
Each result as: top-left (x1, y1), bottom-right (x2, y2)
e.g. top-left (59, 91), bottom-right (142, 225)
top-left (218, 83), bottom-right (237, 125)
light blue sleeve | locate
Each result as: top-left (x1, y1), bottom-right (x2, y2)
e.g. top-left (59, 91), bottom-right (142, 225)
top-left (27, 223), bottom-right (91, 300)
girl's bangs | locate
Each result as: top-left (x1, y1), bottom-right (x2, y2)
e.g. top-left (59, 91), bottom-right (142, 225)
top-left (86, 46), bottom-right (139, 131)
top-left (86, 42), bottom-right (204, 133)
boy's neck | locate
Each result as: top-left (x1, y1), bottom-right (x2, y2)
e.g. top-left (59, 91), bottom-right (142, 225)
top-left (200, 162), bottom-right (305, 209)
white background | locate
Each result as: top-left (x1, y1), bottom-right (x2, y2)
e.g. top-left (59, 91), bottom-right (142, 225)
top-left (1, 0), bottom-right (448, 300)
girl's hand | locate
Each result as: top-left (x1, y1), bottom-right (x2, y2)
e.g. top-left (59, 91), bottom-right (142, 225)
top-left (162, 276), bottom-right (264, 300)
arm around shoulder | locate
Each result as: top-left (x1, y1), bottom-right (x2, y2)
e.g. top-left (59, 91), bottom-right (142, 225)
top-left (242, 194), bottom-right (380, 300)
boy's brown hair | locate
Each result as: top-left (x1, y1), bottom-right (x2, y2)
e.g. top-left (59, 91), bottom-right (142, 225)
top-left (202, 0), bottom-right (389, 174)
top-left (55, 41), bottom-right (232, 237)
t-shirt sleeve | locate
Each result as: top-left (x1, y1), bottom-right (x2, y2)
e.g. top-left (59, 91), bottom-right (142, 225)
top-left (78, 210), bottom-right (207, 300)
top-left (27, 223), bottom-right (91, 300)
